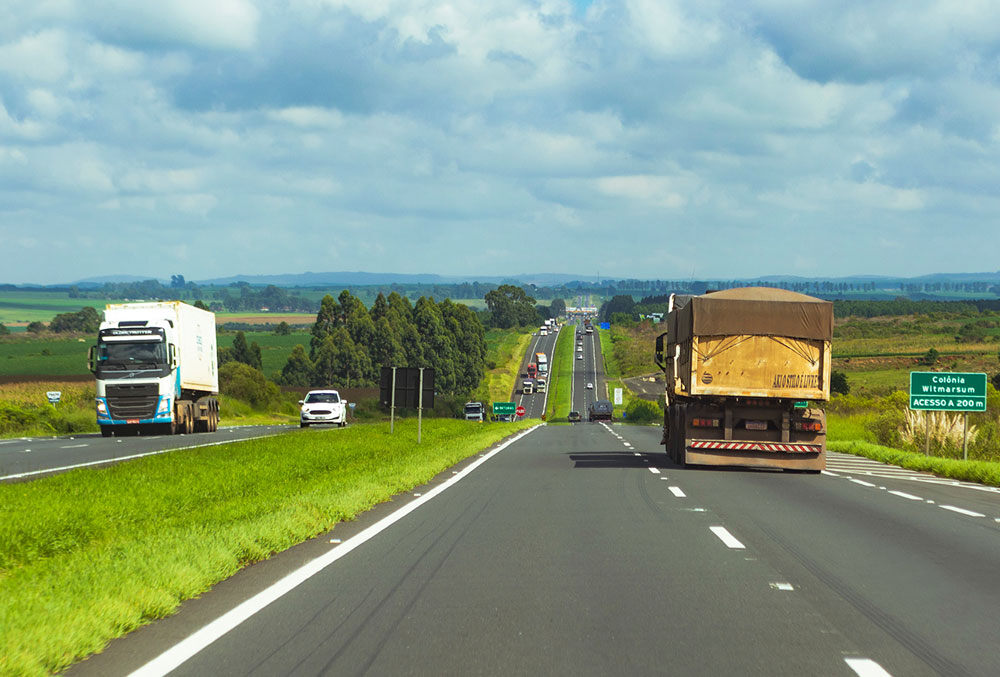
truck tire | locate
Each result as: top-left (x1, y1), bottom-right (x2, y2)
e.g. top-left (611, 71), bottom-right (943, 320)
top-left (100, 425), bottom-right (113, 437)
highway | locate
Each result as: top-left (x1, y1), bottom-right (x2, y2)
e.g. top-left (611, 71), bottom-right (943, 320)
top-left (511, 325), bottom-right (560, 419)
top-left (0, 425), bottom-right (296, 482)
top-left (568, 322), bottom-right (607, 419)
top-left (74, 420), bottom-right (1000, 676)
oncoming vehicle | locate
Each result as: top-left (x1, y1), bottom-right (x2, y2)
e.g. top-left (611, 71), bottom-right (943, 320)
top-left (300, 390), bottom-right (348, 428)
top-left (568, 410), bottom-right (582, 423)
top-left (586, 382), bottom-right (594, 390)
top-left (464, 401), bottom-right (485, 422)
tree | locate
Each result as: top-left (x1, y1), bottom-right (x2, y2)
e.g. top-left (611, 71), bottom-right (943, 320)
top-left (0, 322), bottom-right (8, 335)
top-left (311, 328), bottom-right (372, 387)
top-left (170, 274), bottom-right (186, 289)
top-left (484, 284), bottom-right (537, 328)
top-left (49, 307), bottom-right (100, 333)
top-left (230, 331), bottom-right (263, 370)
top-left (26, 321), bottom-right (45, 333)
top-left (601, 295), bottom-right (636, 321)
top-left (278, 344), bottom-right (313, 386)
top-left (274, 321), bottom-right (291, 336)
top-left (549, 298), bottom-right (566, 318)
top-left (830, 370), bottom-right (850, 395)
top-left (193, 300), bottom-right (209, 310)
top-left (920, 347), bottom-right (940, 366)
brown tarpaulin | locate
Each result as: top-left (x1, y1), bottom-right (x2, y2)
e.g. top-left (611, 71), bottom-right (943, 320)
top-left (674, 287), bottom-right (832, 341)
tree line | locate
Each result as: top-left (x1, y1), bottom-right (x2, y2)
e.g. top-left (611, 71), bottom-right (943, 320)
top-left (265, 291), bottom-right (488, 396)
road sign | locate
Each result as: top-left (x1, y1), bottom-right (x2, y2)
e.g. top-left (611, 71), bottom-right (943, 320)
top-left (46, 391), bottom-right (61, 404)
top-left (493, 401), bottom-right (516, 415)
top-left (516, 405), bottom-right (526, 417)
top-left (909, 372), bottom-right (987, 411)
top-left (613, 388), bottom-right (623, 405)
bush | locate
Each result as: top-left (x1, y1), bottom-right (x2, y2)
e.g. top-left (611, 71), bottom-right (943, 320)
top-left (219, 362), bottom-right (282, 410)
top-left (830, 370), bottom-right (850, 395)
top-left (623, 399), bottom-right (661, 424)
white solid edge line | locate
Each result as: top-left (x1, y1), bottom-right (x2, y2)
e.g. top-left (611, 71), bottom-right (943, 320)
top-left (844, 657), bottom-right (893, 677)
top-left (128, 424), bottom-right (544, 677)
top-left (888, 490), bottom-right (922, 501)
top-left (709, 526), bottom-right (745, 549)
top-left (820, 470), bottom-right (840, 476)
top-left (939, 505), bottom-right (986, 518)
top-left (648, 467), bottom-right (660, 474)
top-left (668, 486), bottom-right (686, 498)
top-left (0, 430), bottom-right (287, 481)
top-left (849, 478), bottom-right (877, 487)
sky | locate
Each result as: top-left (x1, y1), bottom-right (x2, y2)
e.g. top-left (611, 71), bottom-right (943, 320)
top-left (2, 0), bottom-right (999, 284)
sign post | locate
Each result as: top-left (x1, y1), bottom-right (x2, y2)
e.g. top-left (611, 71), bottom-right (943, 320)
top-left (909, 371), bottom-right (986, 458)
top-left (418, 367), bottom-right (424, 445)
top-left (390, 367), bottom-right (397, 434)
top-left (492, 402), bottom-right (516, 417)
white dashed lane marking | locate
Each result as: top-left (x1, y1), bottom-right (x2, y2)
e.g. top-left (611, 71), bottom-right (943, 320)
top-left (668, 486), bottom-right (686, 498)
top-left (709, 526), bottom-right (745, 550)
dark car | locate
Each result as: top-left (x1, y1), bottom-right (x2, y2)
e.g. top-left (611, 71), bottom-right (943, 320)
top-left (588, 400), bottom-right (613, 422)
top-left (568, 410), bottom-right (582, 423)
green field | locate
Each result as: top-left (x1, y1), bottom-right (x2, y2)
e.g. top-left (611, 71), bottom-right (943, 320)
top-left (0, 293), bottom-right (122, 325)
top-left (0, 418), bottom-right (535, 676)
top-left (0, 331), bottom-right (312, 379)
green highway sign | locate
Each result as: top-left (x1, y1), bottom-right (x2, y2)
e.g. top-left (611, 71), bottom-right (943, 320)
top-left (909, 372), bottom-right (987, 412)
top-left (492, 401), bottom-right (516, 415)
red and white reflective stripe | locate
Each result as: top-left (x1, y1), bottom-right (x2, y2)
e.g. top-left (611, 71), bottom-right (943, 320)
top-left (689, 441), bottom-right (821, 453)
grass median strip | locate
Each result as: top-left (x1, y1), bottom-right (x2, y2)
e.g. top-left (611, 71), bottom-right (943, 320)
top-left (828, 440), bottom-right (1000, 487)
top-left (0, 418), bottom-right (534, 676)
top-left (545, 327), bottom-right (574, 421)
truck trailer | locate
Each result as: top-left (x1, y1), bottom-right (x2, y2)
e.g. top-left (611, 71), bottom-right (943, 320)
top-left (655, 287), bottom-right (832, 471)
top-left (89, 302), bottom-right (220, 436)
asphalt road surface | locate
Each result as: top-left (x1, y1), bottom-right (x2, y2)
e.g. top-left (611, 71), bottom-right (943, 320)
top-left (71, 417), bottom-right (1000, 675)
top-left (0, 424), bottom-right (297, 482)
top-left (511, 326), bottom-right (559, 419)
top-left (568, 322), bottom-right (606, 418)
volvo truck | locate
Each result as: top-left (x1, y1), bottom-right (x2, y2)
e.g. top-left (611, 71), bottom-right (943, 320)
top-left (89, 302), bottom-right (220, 436)
top-left (655, 287), bottom-right (832, 471)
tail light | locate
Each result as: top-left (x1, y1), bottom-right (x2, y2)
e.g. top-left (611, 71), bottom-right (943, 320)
top-left (794, 420), bottom-right (823, 432)
top-left (691, 418), bottom-right (720, 427)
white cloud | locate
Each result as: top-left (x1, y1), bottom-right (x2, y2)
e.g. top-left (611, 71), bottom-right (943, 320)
top-left (0, 29), bottom-right (70, 82)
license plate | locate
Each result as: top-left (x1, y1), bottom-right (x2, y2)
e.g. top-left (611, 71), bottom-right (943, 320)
top-left (745, 420), bottom-right (767, 431)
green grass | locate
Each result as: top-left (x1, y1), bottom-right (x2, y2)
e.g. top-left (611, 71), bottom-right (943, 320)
top-left (0, 293), bottom-right (121, 325)
top-left (828, 440), bottom-right (1000, 487)
top-left (481, 330), bottom-right (532, 405)
top-left (0, 418), bottom-right (535, 675)
top-left (0, 331), bottom-right (312, 379)
top-left (545, 327), bottom-right (574, 421)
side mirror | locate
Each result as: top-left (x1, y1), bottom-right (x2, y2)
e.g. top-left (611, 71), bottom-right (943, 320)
top-left (169, 344), bottom-right (177, 368)
top-left (654, 332), bottom-right (668, 372)
top-left (298, 400), bottom-right (304, 405)
top-left (87, 346), bottom-right (97, 373)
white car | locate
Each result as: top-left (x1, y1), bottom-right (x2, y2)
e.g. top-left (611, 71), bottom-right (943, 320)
top-left (577, 354), bottom-right (583, 360)
top-left (300, 390), bottom-right (348, 427)
top-left (586, 382), bottom-right (594, 389)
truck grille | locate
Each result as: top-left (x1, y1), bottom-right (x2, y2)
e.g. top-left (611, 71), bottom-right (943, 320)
top-left (106, 383), bottom-right (160, 419)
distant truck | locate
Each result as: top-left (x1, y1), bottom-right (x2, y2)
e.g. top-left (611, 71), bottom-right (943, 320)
top-left (89, 302), bottom-right (219, 436)
top-left (535, 352), bottom-right (548, 374)
top-left (655, 287), bottom-right (832, 472)
top-left (527, 363), bottom-right (538, 379)
top-left (535, 378), bottom-right (547, 393)
top-left (588, 400), bottom-right (613, 422)
top-left (522, 380), bottom-right (534, 395)
top-left (464, 401), bottom-right (485, 422)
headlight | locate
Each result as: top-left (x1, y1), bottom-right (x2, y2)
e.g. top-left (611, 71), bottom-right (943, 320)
top-left (156, 397), bottom-right (171, 415)
top-left (96, 399), bottom-right (108, 415)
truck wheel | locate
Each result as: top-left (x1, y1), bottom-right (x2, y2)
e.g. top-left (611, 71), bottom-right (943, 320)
top-left (100, 426), bottom-right (113, 438)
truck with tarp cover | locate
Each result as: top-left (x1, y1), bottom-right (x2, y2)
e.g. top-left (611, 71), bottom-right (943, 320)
top-left (654, 287), bottom-right (832, 471)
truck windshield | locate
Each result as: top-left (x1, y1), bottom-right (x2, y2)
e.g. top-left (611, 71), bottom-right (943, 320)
top-left (98, 340), bottom-right (167, 368)
top-left (465, 405), bottom-right (482, 414)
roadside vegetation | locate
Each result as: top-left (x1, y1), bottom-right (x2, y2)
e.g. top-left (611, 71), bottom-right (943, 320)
top-left (0, 418), bottom-right (535, 676)
top-left (476, 329), bottom-right (533, 406)
top-left (545, 326), bottom-right (574, 421)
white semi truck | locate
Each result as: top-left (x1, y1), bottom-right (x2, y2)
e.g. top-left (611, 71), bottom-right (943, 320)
top-left (89, 302), bottom-right (220, 436)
